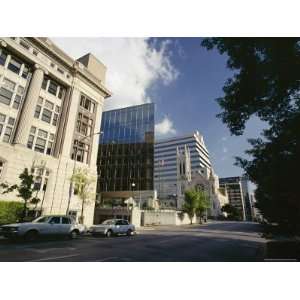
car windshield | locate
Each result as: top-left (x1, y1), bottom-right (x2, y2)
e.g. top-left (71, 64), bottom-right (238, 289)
top-left (33, 216), bottom-right (51, 223)
top-left (101, 220), bottom-right (116, 225)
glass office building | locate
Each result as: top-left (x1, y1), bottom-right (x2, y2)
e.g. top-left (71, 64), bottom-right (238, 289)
top-left (97, 103), bottom-right (154, 193)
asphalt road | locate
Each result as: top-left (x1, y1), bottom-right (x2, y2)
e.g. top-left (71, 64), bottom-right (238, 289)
top-left (0, 221), bottom-right (266, 262)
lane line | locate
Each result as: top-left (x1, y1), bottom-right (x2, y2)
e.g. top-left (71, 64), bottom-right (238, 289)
top-left (29, 254), bottom-right (80, 262)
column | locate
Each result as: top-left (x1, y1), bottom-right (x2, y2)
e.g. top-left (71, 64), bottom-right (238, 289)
top-left (14, 64), bottom-right (47, 146)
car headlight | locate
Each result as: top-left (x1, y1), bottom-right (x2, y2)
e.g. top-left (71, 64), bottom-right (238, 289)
top-left (10, 227), bottom-right (19, 232)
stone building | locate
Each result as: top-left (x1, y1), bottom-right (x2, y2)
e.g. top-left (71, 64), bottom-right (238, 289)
top-left (0, 37), bottom-right (111, 225)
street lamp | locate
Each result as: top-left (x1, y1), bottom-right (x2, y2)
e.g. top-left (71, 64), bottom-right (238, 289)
top-left (131, 182), bottom-right (136, 202)
top-left (66, 131), bottom-right (103, 215)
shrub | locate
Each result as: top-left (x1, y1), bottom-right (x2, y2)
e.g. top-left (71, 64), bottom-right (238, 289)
top-left (0, 201), bottom-right (24, 225)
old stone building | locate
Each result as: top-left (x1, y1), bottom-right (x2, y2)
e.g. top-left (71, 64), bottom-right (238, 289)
top-left (0, 37), bottom-right (111, 225)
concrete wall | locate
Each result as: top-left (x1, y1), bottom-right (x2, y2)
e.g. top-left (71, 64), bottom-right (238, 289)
top-left (142, 210), bottom-right (198, 226)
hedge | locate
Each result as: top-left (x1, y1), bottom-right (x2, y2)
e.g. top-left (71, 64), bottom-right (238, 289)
top-left (0, 201), bottom-right (24, 225)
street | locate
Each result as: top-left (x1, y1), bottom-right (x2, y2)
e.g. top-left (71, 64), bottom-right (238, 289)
top-left (0, 221), bottom-right (266, 262)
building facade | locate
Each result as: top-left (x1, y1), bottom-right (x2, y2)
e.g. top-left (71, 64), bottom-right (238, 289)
top-left (154, 131), bottom-right (212, 199)
top-left (219, 176), bottom-right (252, 221)
top-left (97, 103), bottom-right (155, 210)
top-left (0, 37), bottom-right (111, 226)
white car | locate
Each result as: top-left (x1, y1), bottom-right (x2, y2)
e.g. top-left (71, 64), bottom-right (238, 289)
top-left (89, 219), bottom-right (136, 237)
top-left (0, 215), bottom-right (86, 241)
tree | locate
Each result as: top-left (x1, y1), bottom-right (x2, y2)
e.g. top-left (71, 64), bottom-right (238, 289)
top-left (183, 188), bottom-right (210, 224)
top-left (70, 167), bottom-right (95, 224)
top-left (201, 38), bottom-right (300, 232)
top-left (0, 168), bottom-right (40, 222)
top-left (195, 189), bottom-right (210, 223)
top-left (221, 204), bottom-right (240, 220)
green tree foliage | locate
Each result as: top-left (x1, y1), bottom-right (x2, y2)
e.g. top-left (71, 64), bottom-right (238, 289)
top-left (202, 38), bottom-right (300, 231)
top-left (0, 168), bottom-right (40, 221)
top-left (183, 188), bottom-right (210, 224)
top-left (221, 203), bottom-right (241, 221)
top-left (70, 168), bottom-right (95, 224)
top-left (0, 201), bottom-right (24, 225)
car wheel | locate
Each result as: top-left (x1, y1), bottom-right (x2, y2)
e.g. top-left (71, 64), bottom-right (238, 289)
top-left (126, 229), bottom-right (133, 236)
top-left (69, 230), bottom-right (79, 239)
top-left (24, 230), bottom-right (39, 242)
top-left (105, 230), bottom-right (112, 238)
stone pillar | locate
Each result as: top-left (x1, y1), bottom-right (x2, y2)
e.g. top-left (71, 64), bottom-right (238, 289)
top-left (14, 64), bottom-right (46, 146)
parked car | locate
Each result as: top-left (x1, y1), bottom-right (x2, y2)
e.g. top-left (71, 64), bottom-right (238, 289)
top-left (0, 215), bottom-right (86, 241)
top-left (89, 219), bottom-right (136, 237)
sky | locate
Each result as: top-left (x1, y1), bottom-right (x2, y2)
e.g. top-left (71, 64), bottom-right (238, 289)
top-left (53, 37), bottom-right (266, 182)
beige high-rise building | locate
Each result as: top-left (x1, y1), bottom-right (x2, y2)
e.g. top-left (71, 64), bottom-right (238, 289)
top-left (0, 38), bottom-right (111, 226)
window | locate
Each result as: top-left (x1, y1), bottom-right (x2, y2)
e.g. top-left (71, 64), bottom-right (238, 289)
top-left (0, 87), bottom-right (13, 105)
top-left (58, 87), bottom-right (65, 99)
top-left (42, 77), bottom-right (47, 90)
top-left (45, 100), bottom-right (54, 110)
top-left (30, 126), bottom-right (36, 134)
top-left (76, 112), bottom-right (94, 137)
top-left (79, 94), bottom-right (96, 113)
top-left (0, 160), bottom-right (4, 178)
top-left (34, 137), bottom-right (46, 153)
top-left (27, 135), bottom-right (34, 149)
top-left (22, 66), bottom-right (29, 79)
top-left (71, 139), bottom-right (90, 164)
top-left (38, 129), bottom-right (48, 139)
top-left (41, 108), bottom-right (52, 123)
top-left (57, 68), bottom-right (64, 75)
top-left (0, 78), bottom-right (15, 106)
top-left (48, 81), bottom-right (58, 96)
top-left (46, 141), bottom-right (53, 155)
top-left (34, 105), bottom-right (41, 118)
top-left (35, 97), bottom-right (60, 126)
top-left (62, 217), bottom-right (70, 224)
top-left (0, 113), bottom-right (5, 123)
top-left (52, 113), bottom-right (58, 126)
top-left (8, 57), bottom-right (22, 75)
top-left (0, 48), bottom-right (7, 66)
top-left (2, 126), bottom-right (12, 143)
top-left (20, 40), bottom-right (30, 50)
top-left (42, 77), bottom-right (65, 99)
top-left (8, 117), bottom-right (15, 126)
top-left (27, 127), bottom-right (54, 155)
top-left (12, 85), bottom-right (25, 109)
top-left (50, 217), bottom-right (61, 224)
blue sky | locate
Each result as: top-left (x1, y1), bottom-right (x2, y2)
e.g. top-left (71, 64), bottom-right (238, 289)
top-left (54, 37), bottom-right (266, 182)
top-left (148, 38), bottom-right (266, 179)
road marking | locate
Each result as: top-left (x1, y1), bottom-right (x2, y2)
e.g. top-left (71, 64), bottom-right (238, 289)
top-left (29, 254), bottom-right (80, 262)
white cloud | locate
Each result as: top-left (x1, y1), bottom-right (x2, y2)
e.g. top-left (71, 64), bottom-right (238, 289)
top-left (155, 116), bottom-right (176, 137)
top-left (52, 38), bottom-right (179, 111)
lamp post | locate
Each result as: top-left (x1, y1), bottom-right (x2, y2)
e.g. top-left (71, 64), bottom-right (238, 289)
top-left (66, 131), bottom-right (103, 215)
top-left (131, 182), bottom-right (136, 203)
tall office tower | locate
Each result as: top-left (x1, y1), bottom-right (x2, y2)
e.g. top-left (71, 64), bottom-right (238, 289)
top-left (0, 38), bottom-right (111, 225)
top-left (219, 176), bottom-right (251, 221)
top-left (97, 103), bottom-right (155, 206)
top-left (154, 131), bottom-right (211, 199)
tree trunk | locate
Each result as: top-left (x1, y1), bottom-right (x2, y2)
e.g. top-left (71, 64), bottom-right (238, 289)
top-left (21, 200), bottom-right (28, 222)
top-left (80, 198), bottom-right (85, 224)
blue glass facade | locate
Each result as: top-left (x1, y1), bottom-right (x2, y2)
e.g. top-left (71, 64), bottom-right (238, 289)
top-left (97, 103), bottom-right (154, 192)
